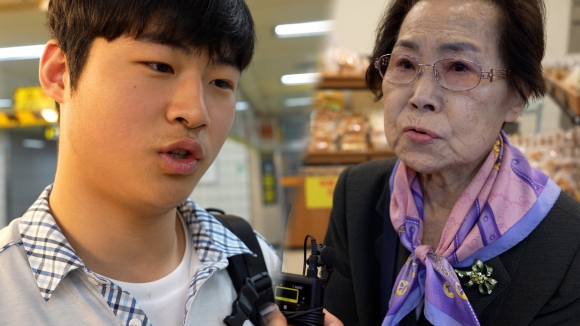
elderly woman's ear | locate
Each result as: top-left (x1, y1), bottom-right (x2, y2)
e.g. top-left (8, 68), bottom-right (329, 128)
top-left (504, 91), bottom-right (529, 123)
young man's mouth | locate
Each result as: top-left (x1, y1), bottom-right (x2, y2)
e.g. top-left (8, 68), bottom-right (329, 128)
top-left (168, 149), bottom-right (190, 159)
top-left (159, 139), bottom-right (204, 175)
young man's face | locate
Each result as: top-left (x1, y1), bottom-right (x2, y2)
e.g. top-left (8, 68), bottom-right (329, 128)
top-left (59, 36), bottom-right (239, 210)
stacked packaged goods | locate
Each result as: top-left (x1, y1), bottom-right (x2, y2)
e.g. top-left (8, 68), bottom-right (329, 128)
top-left (510, 128), bottom-right (580, 201)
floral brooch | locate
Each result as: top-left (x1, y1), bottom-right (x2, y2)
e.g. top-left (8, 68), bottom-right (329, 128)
top-left (454, 259), bottom-right (497, 295)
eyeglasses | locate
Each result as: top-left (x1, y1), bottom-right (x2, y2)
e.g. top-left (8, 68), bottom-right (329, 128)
top-left (374, 54), bottom-right (509, 92)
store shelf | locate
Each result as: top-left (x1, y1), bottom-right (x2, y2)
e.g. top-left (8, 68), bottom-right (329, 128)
top-left (283, 74), bottom-right (389, 248)
top-left (304, 149), bottom-right (394, 165)
top-left (280, 176), bottom-right (332, 248)
top-left (318, 75), bottom-right (367, 89)
top-left (544, 74), bottom-right (580, 125)
top-left (280, 176), bottom-right (303, 187)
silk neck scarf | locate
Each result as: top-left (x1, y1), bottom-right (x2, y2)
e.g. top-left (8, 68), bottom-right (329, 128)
top-left (382, 132), bottom-right (560, 326)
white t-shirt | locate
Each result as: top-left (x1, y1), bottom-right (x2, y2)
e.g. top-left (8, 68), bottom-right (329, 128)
top-left (111, 218), bottom-right (202, 326)
top-left (108, 215), bottom-right (279, 326)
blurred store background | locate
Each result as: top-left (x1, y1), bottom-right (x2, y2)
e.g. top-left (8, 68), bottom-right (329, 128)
top-left (0, 0), bottom-right (579, 273)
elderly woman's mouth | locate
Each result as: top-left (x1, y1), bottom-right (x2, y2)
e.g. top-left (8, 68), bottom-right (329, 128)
top-left (403, 126), bottom-right (440, 143)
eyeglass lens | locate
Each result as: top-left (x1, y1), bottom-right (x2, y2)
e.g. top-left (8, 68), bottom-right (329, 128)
top-left (378, 54), bottom-right (483, 91)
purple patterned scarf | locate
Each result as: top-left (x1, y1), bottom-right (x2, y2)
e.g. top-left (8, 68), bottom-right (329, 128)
top-left (382, 132), bottom-right (560, 325)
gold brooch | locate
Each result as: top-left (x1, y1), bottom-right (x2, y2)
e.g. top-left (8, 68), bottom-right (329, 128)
top-left (454, 259), bottom-right (497, 295)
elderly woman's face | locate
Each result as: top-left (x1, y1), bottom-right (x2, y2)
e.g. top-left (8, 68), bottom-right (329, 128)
top-left (383, 0), bottom-right (524, 174)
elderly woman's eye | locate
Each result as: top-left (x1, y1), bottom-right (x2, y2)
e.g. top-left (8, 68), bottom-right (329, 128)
top-left (397, 59), bottom-right (415, 70)
top-left (449, 62), bottom-right (469, 72)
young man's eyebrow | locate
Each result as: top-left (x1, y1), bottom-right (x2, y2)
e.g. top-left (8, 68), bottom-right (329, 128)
top-left (136, 31), bottom-right (191, 54)
top-left (212, 56), bottom-right (238, 69)
top-left (136, 32), bottom-right (240, 69)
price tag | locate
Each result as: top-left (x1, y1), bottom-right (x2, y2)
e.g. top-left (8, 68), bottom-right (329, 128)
top-left (305, 176), bottom-right (338, 209)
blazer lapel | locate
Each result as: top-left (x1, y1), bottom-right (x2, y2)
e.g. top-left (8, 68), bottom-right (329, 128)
top-left (375, 178), bottom-right (400, 319)
top-left (462, 255), bottom-right (511, 316)
top-left (374, 171), bottom-right (393, 264)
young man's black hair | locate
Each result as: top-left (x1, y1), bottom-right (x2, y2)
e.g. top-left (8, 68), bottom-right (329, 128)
top-left (0, 1), bottom-right (289, 326)
top-left (47, 0), bottom-right (256, 92)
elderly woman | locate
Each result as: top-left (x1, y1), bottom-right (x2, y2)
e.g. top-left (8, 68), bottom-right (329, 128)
top-left (323, 0), bottom-right (580, 325)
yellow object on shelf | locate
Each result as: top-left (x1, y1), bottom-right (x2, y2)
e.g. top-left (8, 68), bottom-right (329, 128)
top-left (13, 86), bottom-right (55, 112)
top-left (16, 111), bottom-right (39, 125)
top-left (0, 113), bottom-right (16, 127)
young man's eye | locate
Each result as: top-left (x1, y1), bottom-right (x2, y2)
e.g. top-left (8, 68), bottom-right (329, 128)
top-left (148, 63), bottom-right (174, 73)
top-left (211, 79), bottom-right (234, 90)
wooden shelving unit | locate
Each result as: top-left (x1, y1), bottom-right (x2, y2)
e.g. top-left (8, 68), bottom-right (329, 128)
top-left (304, 149), bottom-right (394, 165)
top-left (281, 75), bottom-right (396, 248)
top-left (280, 176), bottom-right (333, 248)
top-left (544, 74), bottom-right (580, 125)
top-left (318, 75), bottom-right (368, 89)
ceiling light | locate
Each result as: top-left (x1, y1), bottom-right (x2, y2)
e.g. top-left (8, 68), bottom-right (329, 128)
top-left (281, 73), bottom-right (321, 85)
top-left (236, 102), bottom-right (249, 111)
top-left (274, 20), bottom-right (333, 38)
top-left (284, 97), bottom-right (313, 107)
top-left (0, 99), bottom-right (12, 108)
top-left (41, 108), bottom-right (59, 123)
top-left (0, 44), bottom-right (45, 62)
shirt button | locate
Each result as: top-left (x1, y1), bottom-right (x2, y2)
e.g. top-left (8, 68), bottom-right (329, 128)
top-left (129, 319), bottom-right (142, 326)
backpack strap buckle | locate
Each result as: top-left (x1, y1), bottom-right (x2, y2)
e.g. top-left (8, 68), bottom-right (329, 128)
top-left (224, 272), bottom-right (273, 326)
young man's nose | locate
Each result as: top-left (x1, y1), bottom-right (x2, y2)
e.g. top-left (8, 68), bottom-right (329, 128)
top-left (166, 78), bottom-right (210, 129)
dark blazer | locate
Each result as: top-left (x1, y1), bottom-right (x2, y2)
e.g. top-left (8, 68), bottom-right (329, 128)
top-left (323, 158), bottom-right (580, 326)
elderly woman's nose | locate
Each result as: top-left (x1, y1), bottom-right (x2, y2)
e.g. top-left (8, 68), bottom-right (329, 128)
top-left (408, 68), bottom-right (440, 112)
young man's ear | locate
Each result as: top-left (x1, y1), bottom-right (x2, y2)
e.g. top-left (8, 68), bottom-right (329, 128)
top-left (39, 40), bottom-right (67, 104)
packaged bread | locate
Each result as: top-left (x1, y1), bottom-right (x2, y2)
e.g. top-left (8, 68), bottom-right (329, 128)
top-left (339, 132), bottom-right (368, 152)
top-left (369, 131), bottom-right (389, 150)
top-left (337, 113), bottom-right (367, 135)
top-left (308, 133), bottom-right (337, 152)
top-left (308, 109), bottom-right (340, 152)
top-left (367, 109), bottom-right (385, 133)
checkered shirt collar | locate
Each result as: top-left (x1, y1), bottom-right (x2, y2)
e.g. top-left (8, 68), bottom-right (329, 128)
top-left (19, 184), bottom-right (254, 302)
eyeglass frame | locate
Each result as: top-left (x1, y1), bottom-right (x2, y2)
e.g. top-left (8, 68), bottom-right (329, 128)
top-left (373, 53), bottom-right (509, 92)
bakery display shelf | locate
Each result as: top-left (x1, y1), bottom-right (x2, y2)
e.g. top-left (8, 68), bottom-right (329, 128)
top-left (304, 149), bottom-right (395, 165)
top-left (544, 74), bottom-right (580, 125)
top-left (318, 75), bottom-right (367, 89)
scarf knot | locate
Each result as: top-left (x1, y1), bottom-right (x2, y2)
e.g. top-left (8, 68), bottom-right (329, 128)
top-left (414, 245), bottom-right (432, 265)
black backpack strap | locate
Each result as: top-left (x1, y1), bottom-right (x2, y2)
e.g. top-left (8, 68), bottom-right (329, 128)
top-left (209, 209), bottom-right (274, 326)
top-left (213, 213), bottom-right (269, 282)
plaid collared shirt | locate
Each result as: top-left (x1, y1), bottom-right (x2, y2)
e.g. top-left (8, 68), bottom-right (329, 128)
top-left (3, 185), bottom-right (261, 326)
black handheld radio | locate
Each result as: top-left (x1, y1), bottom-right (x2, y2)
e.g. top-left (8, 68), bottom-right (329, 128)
top-left (273, 235), bottom-right (337, 326)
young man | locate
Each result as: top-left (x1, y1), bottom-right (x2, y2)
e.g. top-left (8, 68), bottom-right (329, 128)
top-left (0, 1), bottom-right (280, 325)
